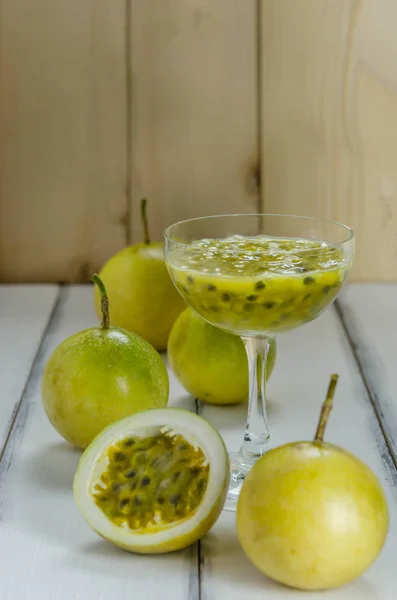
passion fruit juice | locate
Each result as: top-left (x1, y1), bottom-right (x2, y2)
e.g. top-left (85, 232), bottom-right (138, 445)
top-left (168, 235), bottom-right (350, 335)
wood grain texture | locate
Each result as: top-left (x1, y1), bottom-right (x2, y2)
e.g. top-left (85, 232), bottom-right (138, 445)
top-left (259, 0), bottom-right (397, 281)
top-left (0, 285), bottom-right (58, 454)
top-left (338, 284), bottom-right (397, 464)
top-left (2, 1), bottom-right (397, 282)
top-left (0, 287), bottom-right (198, 600)
top-left (128, 0), bottom-right (259, 242)
top-left (199, 306), bottom-right (397, 598)
top-left (0, 0), bottom-right (127, 283)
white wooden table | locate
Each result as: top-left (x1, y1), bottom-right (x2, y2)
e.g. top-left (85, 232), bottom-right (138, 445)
top-left (1, 284), bottom-right (396, 600)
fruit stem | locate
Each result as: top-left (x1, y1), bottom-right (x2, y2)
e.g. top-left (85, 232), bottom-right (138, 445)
top-left (141, 198), bottom-right (151, 245)
top-left (92, 274), bottom-right (110, 330)
top-left (314, 374), bottom-right (339, 442)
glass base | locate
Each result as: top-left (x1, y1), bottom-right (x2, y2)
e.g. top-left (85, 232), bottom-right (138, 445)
top-left (224, 445), bottom-right (272, 512)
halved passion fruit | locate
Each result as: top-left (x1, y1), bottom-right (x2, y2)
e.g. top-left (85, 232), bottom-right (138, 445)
top-left (73, 408), bottom-right (229, 553)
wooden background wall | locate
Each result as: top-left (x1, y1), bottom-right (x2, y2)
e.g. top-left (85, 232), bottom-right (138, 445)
top-left (1, 0), bottom-right (397, 283)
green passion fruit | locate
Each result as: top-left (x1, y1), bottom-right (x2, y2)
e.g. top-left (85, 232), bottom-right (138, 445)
top-left (94, 199), bottom-right (186, 351)
top-left (73, 408), bottom-right (229, 553)
top-left (168, 307), bottom-right (277, 405)
top-left (42, 275), bottom-right (169, 449)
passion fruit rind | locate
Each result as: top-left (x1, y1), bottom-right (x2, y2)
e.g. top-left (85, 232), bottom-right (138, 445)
top-left (73, 409), bottom-right (229, 554)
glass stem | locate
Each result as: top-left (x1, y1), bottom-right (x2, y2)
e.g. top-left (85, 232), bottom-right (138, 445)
top-left (239, 336), bottom-right (272, 464)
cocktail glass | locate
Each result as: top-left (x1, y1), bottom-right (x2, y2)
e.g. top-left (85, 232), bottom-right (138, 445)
top-left (164, 214), bottom-right (355, 511)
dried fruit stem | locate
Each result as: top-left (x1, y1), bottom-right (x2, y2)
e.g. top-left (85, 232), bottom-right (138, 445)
top-left (314, 374), bottom-right (339, 442)
top-left (141, 198), bottom-right (151, 245)
top-left (92, 274), bottom-right (110, 330)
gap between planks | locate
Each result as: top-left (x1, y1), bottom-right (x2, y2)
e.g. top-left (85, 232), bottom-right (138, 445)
top-left (124, 0), bottom-right (133, 247)
top-left (194, 398), bottom-right (203, 600)
top-left (0, 286), bottom-right (62, 490)
top-left (0, 286), bottom-right (61, 464)
top-left (335, 298), bottom-right (397, 471)
top-left (255, 0), bottom-right (264, 214)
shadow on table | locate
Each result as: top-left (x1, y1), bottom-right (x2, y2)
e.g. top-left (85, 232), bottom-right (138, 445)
top-left (60, 537), bottom-right (197, 586)
top-left (202, 515), bottom-right (379, 599)
top-left (22, 441), bottom-right (81, 491)
top-left (168, 392), bottom-right (197, 412)
top-left (199, 394), bottom-right (282, 432)
top-left (4, 441), bottom-right (81, 547)
top-left (77, 538), bottom-right (188, 560)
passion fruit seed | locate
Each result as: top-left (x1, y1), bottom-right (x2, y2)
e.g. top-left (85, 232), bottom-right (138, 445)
top-left (92, 431), bottom-right (209, 531)
top-left (123, 438), bottom-right (136, 448)
top-left (304, 276), bottom-right (316, 285)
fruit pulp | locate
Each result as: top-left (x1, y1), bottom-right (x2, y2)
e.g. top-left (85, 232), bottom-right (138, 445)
top-left (168, 235), bottom-right (351, 335)
top-left (92, 431), bottom-right (209, 531)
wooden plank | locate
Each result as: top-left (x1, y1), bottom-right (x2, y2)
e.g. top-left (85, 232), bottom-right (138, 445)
top-left (129, 0), bottom-right (259, 242)
top-left (199, 307), bottom-right (397, 598)
top-left (259, 0), bottom-right (397, 281)
top-left (338, 283), bottom-right (397, 464)
top-left (0, 1), bottom-right (127, 283)
top-left (0, 285), bottom-right (58, 453)
top-left (0, 287), bottom-right (198, 600)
